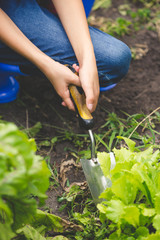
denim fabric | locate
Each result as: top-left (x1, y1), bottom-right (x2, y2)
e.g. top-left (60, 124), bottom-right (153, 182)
top-left (0, 0), bottom-right (131, 87)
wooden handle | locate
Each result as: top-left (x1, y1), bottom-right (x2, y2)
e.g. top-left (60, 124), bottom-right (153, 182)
top-left (66, 65), bottom-right (94, 130)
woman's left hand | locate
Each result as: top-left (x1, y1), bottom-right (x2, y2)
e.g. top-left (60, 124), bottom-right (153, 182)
top-left (79, 62), bottom-right (99, 113)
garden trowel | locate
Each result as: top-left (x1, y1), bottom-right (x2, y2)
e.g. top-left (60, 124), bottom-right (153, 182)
top-left (69, 83), bottom-right (115, 204)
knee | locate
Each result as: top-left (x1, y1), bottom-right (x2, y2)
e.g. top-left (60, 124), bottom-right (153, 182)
top-left (111, 42), bottom-right (132, 81)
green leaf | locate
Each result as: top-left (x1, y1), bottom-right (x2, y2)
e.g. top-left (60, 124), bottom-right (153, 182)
top-left (39, 140), bottom-right (51, 147)
top-left (17, 225), bottom-right (46, 240)
top-left (99, 187), bottom-right (113, 201)
top-left (155, 193), bottom-right (160, 214)
top-left (0, 223), bottom-right (15, 240)
top-left (51, 137), bottom-right (58, 144)
top-left (135, 147), bottom-right (154, 163)
top-left (145, 232), bottom-right (160, 240)
top-left (111, 173), bottom-right (137, 204)
top-left (23, 122), bottom-right (42, 137)
top-left (0, 198), bottom-right (12, 219)
top-left (153, 214), bottom-right (160, 231)
top-left (122, 205), bottom-right (140, 227)
top-left (113, 147), bottom-right (134, 163)
top-left (73, 212), bottom-right (90, 225)
top-left (131, 163), bottom-right (156, 207)
top-left (98, 152), bottom-right (111, 177)
top-left (97, 202), bottom-right (108, 214)
top-left (111, 161), bottom-right (133, 180)
top-left (100, 200), bottom-right (125, 223)
top-left (10, 198), bottom-right (37, 231)
top-left (134, 226), bottom-right (149, 238)
top-left (117, 136), bottom-right (136, 151)
top-left (31, 209), bottom-right (64, 233)
top-left (140, 205), bottom-right (156, 217)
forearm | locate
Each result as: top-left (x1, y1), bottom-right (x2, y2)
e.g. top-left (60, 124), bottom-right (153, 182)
top-left (0, 8), bottom-right (52, 71)
top-left (52, 0), bottom-right (96, 67)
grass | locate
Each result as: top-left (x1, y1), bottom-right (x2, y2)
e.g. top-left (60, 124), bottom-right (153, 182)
top-left (20, 107), bottom-right (160, 161)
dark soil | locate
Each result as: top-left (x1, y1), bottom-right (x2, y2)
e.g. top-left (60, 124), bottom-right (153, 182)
top-left (0, 0), bottom-right (160, 218)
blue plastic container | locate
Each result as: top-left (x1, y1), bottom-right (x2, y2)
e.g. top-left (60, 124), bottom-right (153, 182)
top-left (0, 63), bottom-right (21, 103)
top-left (82, 0), bottom-right (95, 17)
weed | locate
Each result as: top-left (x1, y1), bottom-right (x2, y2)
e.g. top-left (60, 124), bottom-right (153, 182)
top-left (95, 110), bottom-right (160, 152)
top-left (100, 17), bottom-right (132, 36)
top-left (46, 156), bottom-right (60, 188)
top-left (57, 185), bottom-right (90, 216)
top-left (90, 0), bottom-right (160, 38)
top-left (22, 121), bottom-right (42, 138)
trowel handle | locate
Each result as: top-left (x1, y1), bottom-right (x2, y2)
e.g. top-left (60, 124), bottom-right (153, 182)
top-left (67, 65), bottom-right (94, 130)
top-left (69, 84), bottom-right (94, 130)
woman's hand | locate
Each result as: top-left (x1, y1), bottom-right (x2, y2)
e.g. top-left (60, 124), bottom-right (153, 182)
top-left (79, 63), bottom-right (99, 113)
top-left (72, 61), bottom-right (99, 113)
top-left (41, 59), bottom-right (81, 111)
top-left (61, 62), bottom-right (99, 113)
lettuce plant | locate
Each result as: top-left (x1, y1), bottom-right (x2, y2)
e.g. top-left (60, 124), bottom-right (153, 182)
top-left (0, 122), bottom-right (50, 239)
top-left (97, 137), bottom-right (160, 239)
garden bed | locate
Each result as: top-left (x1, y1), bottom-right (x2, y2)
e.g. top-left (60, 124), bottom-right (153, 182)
top-left (0, 0), bottom-right (160, 239)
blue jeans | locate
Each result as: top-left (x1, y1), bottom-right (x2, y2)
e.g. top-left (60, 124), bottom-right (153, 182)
top-left (0, 0), bottom-right (131, 88)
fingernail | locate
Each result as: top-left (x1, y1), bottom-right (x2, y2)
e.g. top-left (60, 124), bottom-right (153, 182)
top-left (87, 104), bottom-right (93, 112)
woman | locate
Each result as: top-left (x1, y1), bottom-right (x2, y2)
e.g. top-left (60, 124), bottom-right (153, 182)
top-left (0, 0), bottom-right (131, 112)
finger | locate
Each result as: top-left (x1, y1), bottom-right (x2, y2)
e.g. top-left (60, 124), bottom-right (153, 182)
top-left (69, 72), bottom-right (81, 87)
top-left (63, 89), bottom-right (75, 111)
top-left (85, 84), bottom-right (99, 112)
top-left (61, 101), bottom-right (67, 107)
top-left (64, 97), bottom-right (75, 111)
top-left (86, 89), bottom-right (95, 112)
top-left (72, 63), bottom-right (80, 73)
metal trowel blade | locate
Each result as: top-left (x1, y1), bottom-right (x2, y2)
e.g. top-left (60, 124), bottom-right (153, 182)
top-left (80, 157), bottom-right (112, 204)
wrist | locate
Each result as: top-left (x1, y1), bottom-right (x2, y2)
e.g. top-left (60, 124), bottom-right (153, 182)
top-left (77, 46), bottom-right (96, 68)
top-left (33, 52), bottom-right (56, 74)
top-left (79, 54), bottom-right (97, 69)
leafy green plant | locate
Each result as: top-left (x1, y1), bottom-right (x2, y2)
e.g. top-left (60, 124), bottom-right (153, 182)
top-left (57, 185), bottom-right (90, 216)
top-left (73, 207), bottom-right (109, 240)
top-left (97, 137), bottom-right (160, 239)
top-left (0, 122), bottom-right (51, 239)
top-left (0, 122), bottom-right (81, 240)
top-left (66, 137), bottom-right (160, 239)
top-left (127, 8), bottom-right (152, 31)
top-left (100, 17), bottom-right (132, 36)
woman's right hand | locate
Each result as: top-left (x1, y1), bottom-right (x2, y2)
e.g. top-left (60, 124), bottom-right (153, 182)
top-left (41, 58), bottom-right (81, 111)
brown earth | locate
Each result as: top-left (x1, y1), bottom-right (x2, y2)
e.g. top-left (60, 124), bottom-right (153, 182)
top-left (0, 0), bottom-right (160, 217)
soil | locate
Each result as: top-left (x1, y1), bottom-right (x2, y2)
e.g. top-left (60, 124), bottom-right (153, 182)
top-left (0, 0), bottom-right (160, 219)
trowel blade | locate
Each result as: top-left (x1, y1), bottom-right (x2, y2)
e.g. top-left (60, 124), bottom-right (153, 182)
top-left (80, 158), bottom-right (112, 204)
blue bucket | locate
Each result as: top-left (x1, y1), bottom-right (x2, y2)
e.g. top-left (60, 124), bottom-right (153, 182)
top-left (82, 0), bottom-right (95, 17)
